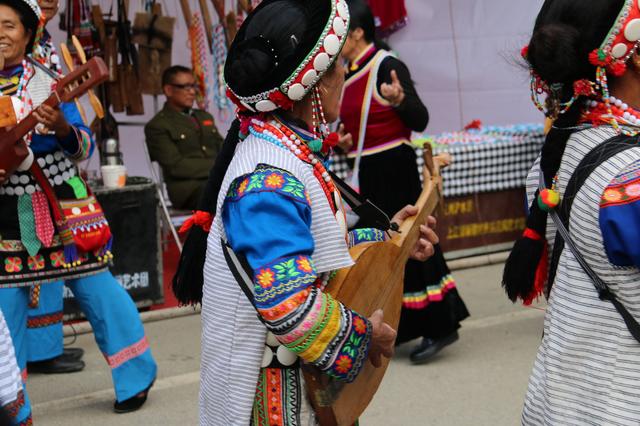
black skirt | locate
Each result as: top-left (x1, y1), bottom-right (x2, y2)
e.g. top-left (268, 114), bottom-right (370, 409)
top-left (0, 151), bottom-right (109, 287)
top-left (357, 144), bottom-right (470, 343)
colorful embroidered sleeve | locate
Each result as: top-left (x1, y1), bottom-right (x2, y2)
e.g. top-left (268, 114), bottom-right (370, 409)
top-left (223, 164), bottom-right (372, 382)
top-left (58, 102), bottom-right (94, 161)
top-left (600, 160), bottom-right (640, 266)
top-left (348, 228), bottom-right (387, 248)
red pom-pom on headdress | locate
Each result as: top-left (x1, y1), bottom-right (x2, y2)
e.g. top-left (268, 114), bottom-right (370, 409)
top-left (608, 61), bottom-right (627, 77)
top-left (573, 79), bottom-right (595, 97)
top-left (521, 45), bottom-right (529, 60)
top-left (269, 91), bottom-right (294, 111)
top-left (589, 49), bottom-right (612, 67)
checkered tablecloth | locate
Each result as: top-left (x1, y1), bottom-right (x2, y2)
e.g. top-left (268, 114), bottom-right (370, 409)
top-left (329, 125), bottom-right (545, 198)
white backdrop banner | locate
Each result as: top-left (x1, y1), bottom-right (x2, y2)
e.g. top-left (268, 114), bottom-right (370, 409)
top-left (48, 0), bottom-right (544, 177)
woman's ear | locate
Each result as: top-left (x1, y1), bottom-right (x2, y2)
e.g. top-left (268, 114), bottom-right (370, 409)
top-left (351, 27), bottom-right (365, 42)
top-left (633, 51), bottom-right (640, 71)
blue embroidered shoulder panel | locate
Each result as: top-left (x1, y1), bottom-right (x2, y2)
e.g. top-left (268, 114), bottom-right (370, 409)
top-left (226, 164), bottom-right (310, 205)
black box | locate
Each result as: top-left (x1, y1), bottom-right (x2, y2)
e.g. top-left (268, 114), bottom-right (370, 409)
top-left (63, 177), bottom-right (163, 316)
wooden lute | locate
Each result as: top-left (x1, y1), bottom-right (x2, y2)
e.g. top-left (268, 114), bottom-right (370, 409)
top-left (302, 146), bottom-right (443, 425)
top-left (0, 57), bottom-right (109, 176)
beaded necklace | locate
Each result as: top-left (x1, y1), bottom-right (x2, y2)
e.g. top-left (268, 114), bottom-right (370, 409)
top-left (0, 60), bottom-right (35, 145)
top-left (582, 96), bottom-right (640, 136)
top-left (249, 118), bottom-right (338, 213)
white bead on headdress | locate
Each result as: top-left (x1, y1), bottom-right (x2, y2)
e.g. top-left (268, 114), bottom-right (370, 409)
top-left (20, 0), bottom-right (42, 18)
top-left (226, 0), bottom-right (350, 112)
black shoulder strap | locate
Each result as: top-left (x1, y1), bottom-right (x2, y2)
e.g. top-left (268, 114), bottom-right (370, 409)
top-left (546, 134), bottom-right (640, 342)
top-left (220, 238), bottom-right (266, 325)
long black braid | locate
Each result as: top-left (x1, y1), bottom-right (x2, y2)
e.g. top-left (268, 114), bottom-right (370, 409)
top-left (502, 0), bottom-right (625, 302)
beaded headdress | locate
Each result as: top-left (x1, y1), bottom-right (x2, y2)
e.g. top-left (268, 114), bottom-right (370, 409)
top-left (524, 0), bottom-right (640, 132)
top-left (225, 0), bottom-right (350, 112)
top-left (18, 0), bottom-right (47, 59)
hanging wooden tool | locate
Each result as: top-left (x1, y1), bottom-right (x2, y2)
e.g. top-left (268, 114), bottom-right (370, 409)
top-left (198, 0), bottom-right (214, 52)
top-left (210, 0), bottom-right (225, 23)
top-left (132, 2), bottom-right (176, 95)
top-left (72, 36), bottom-right (106, 119)
top-left (225, 10), bottom-right (238, 45)
top-left (238, 0), bottom-right (252, 13)
top-left (181, 0), bottom-right (212, 111)
top-left (59, 42), bottom-right (90, 125)
top-left (117, 0), bottom-right (145, 115)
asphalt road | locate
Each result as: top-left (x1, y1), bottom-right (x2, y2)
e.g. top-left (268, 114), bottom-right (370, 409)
top-left (29, 263), bottom-right (545, 425)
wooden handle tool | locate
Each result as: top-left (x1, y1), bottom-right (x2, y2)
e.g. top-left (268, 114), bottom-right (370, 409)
top-left (71, 36), bottom-right (105, 119)
top-left (59, 43), bottom-right (89, 125)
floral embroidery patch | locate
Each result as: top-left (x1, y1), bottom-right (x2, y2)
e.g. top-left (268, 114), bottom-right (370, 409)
top-left (226, 164), bottom-right (310, 205)
top-left (348, 228), bottom-right (386, 248)
top-left (601, 174), bottom-right (640, 207)
top-left (4, 257), bottom-right (22, 273)
top-left (50, 250), bottom-right (65, 268)
top-left (253, 255), bottom-right (317, 305)
top-left (27, 254), bottom-right (45, 271)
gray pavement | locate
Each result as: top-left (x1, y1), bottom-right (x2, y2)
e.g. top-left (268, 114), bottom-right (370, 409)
top-left (29, 263), bottom-right (546, 425)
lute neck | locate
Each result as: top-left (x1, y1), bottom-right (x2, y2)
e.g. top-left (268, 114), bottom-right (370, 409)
top-left (390, 146), bottom-right (441, 267)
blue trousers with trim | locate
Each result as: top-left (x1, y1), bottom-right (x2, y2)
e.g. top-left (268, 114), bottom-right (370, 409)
top-left (26, 282), bottom-right (64, 362)
top-left (0, 270), bottom-right (157, 403)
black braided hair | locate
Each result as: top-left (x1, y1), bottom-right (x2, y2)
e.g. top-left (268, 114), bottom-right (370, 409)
top-left (503, 0), bottom-right (625, 303)
top-left (346, 0), bottom-right (390, 51)
top-left (172, 0), bottom-right (337, 305)
top-left (172, 119), bottom-right (240, 306)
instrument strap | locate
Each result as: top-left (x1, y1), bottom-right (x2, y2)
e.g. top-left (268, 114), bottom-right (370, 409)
top-left (27, 56), bottom-right (59, 80)
top-left (328, 169), bottom-right (394, 231)
top-left (543, 135), bottom-right (640, 343)
top-left (349, 50), bottom-right (393, 188)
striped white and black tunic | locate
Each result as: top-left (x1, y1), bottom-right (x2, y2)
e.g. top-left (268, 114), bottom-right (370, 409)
top-left (200, 136), bottom-right (354, 425)
top-left (523, 126), bottom-right (640, 425)
top-left (0, 310), bottom-right (22, 410)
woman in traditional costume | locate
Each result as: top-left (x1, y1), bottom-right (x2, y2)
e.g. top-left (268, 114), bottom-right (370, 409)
top-left (503, 0), bottom-right (640, 423)
top-left (171, 0), bottom-right (439, 424)
top-left (0, 310), bottom-right (27, 425)
top-left (339, 0), bottom-right (469, 364)
top-left (0, 0), bottom-right (156, 414)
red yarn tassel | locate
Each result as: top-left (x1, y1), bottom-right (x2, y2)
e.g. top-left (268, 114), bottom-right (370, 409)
top-left (522, 228), bottom-right (548, 305)
top-left (179, 211), bottom-right (213, 234)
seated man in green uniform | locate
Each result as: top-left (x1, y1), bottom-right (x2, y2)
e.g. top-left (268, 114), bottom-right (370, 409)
top-left (145, 66), bottom-right (223, 210)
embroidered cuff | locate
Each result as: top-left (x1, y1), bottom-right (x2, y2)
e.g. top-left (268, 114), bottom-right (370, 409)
top-left (348, 228), bottom-right (387, 248)
top-left (325, 310), bottom-right (372, 383)
top-left (62, 127), bottom-right (93, 162)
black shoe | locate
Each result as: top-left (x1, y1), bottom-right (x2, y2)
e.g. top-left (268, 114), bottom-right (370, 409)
top-left (409, 331), bottom-right (459, 365)
top-left (27, 355), bottom-right (85, 374)
top-left (113, 380), bottom-right (154, 414)
top-left (63, 347), bottom-right (84, 361)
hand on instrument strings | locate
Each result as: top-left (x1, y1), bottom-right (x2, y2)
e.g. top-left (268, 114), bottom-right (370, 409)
top-left (368, 309), bottom-right (397, 368)
top-left (380, 70), bottom-right (405, 107)
top-left (336, 123), bottom-right (353, 153)
top-left (0, 169), bottom-right (6, 185)
top-left (390, 205), bottom-right (439, 262)
top-left (32, 104), bottom-right (71, 139)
